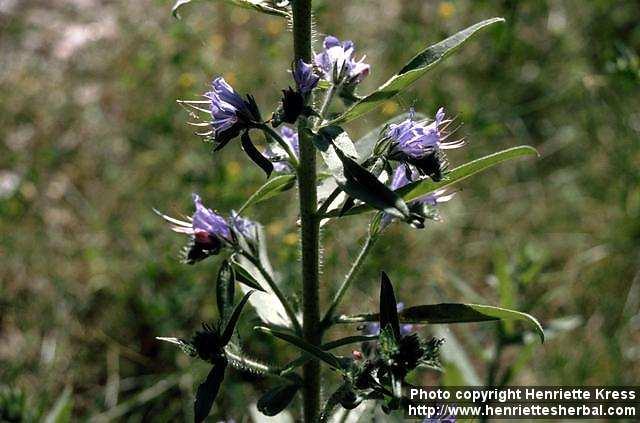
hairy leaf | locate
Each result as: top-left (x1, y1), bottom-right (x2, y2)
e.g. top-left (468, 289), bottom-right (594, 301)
top-left (221, 291), bottom-right (254, 345)
top-left (339, 303), bottom-right (544, 343)
top-left (325, 146), bottom-right (538, 218)
top-left (216, 260), bottom-right (236, 322)
top-left (172, 0), bottom-right (289, 19)
top-left (194, 358), bottom-right (227, 423)
top-left (242, 131), bottom-right (274, 177)
top-left (229, 258), bottom-right (266, 292)
top-left (238, 174), bottom-right (296, 214)
top-left (255, 327), bottom-right (344, 370)
top-left (329, 18), bottom-right (505, 125)
top-left (315, 127), bottom-right (409, 218)
top-left (379, 272), bottom-right (401, 341)
top-left (257, 383), bottom-right (300, 416)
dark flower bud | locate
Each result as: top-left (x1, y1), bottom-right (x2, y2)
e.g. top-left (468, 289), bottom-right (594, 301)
top-left (192, 323), bottom-right (225, 363)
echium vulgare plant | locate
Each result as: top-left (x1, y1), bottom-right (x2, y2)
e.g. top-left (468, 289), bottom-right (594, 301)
top-left (158, 1), bottom-right (545, 421)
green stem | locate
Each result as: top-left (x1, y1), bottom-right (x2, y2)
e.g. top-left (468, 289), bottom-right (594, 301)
top-left (316, 83), bottom-right (337, 126)
top-left (322, 232), bottom-right (377, 329)
top-left (240, 252), bottom-right (302, 335)
top-left (260, 124), bottom-right (299, 168)
top-left (292, 1), bottom-right (320, 421)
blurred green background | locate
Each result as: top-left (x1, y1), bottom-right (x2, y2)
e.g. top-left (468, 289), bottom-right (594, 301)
top-left (1, 0), bottom-right (639, 421)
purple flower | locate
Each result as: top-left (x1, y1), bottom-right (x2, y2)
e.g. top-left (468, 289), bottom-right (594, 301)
top-left (229, 210), bottom-right (257, 241)
top-left (314, 36), bottom-right (370, 84)
top-left (293, 59), bottom-right (319, 94)
top-left (156, 194), bottom-right (232, 263)
top-left (388, 108), bottom-right (463, 160)
top-left (195, 77), bottom-right (261, 148)
top-left (264, 126), bottom-right (299, 172)
top-left (423, 411), bottom-right (456, 423)
top-left (364, 302), bottom-right (414, 337)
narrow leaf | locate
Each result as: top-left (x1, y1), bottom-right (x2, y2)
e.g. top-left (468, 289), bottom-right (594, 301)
top-left (173, 0), bottom-right (289, 19)
top-left (229, 259), bottom-right (266, 292)
top-left (238, 174), bottom-right (296, 214)
top-left (325, 146), bottom-right (538, 218)
top-left (44, 386), bottom-right (73, 423)
top-left (257, 384), bottom-right (300, 417)
top-left (255, 327), bottom-right (344, 370)
top-left (316, 127), bottom-right (409, 218)
top-left (216, 260), bottom-right (236, 322)
top-left (339, 303), bottom-right (544, 343)
top-left (221, 291), bottom-right (254, 345)
top-left (379, 272), bottom-right (401, 341)
top-left (194, 359), bottom-right (227, 423)
top-left (242, 131), bottom-right (273, 177)
top-left (329, 18), bottom-right (505, 125)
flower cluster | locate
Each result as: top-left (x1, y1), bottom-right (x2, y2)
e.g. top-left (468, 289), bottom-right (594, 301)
top-left (387, 108), bottom-right (463, 181)
top-left (156, 194), bottom-right (256, 264)
top-left (315, 36), bottom-right (370, 85)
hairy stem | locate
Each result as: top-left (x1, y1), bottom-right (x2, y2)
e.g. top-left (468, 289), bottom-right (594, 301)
top-left (292, 1), bottom-right (321, 421)
top-left (322, 232), bottom-right (378, 329)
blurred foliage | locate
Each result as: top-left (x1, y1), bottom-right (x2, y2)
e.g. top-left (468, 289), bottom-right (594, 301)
top-left (1, 0), bottom-right (639, 420)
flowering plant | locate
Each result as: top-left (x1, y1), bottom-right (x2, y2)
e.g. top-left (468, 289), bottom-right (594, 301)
top-left (159, 1), bottom-right (544, 421)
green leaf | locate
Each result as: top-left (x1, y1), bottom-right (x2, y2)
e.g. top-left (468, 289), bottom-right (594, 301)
top-left (221, 291), bottom-right (254, 345)
top-left (257, 383), bottom-right (300, 417)
top-left (339, 303), bottom-right (544, 343)
top-left (194, 359), bottom-right (227, 423)
top-left (255, 326), bottom-right (344, 370)
top-left (328, 18), bottom-right (505, 125)
top-left (242, 131), bottom-right (273, 178)
top-left (229, 258), bottom-right (266, 292)
top-left (238, 174), bottom-right (296, 214)
top-left (315, 127), bottom-right (409, 218)
top-left (379, 272), bottom-right (401, 341)
top-left (325, 146), bottom-right (538, 218)
top-left (172, 0), bottom-right (289, 19)
top-left (216, 260), bottom-right (236, 322)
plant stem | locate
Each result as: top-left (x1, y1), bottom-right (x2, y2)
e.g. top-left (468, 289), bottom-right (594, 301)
top-left (260, 124), bottom-right (299, 168)
top-left (239, 252), bottom-right (302, 335)
top-left (317, 83), bottom-right (337, 125)
top-left (321, 232), bottom-right (377, 329)
top-left (292, 1), bottom-right (321, 421)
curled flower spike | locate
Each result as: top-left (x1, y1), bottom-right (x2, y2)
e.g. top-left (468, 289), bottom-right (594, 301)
top-left (264, 126), bottom-right (299, 172)
top-left (156, 194), bottom-right (233, 264)
top-left (314, 35), bottom-right (370, 84)
top-left (293, 59), bottom-right (319, 94)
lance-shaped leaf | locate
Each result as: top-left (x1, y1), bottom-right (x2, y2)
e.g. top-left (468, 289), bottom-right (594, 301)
top-left (379, 272), bottom-right (401, 342)
top-left (315, 127), bottom-right (409, 219)
top-left (338, 303), bottom-right (544, 343)
top-left (194, 357), bottom-right (227, 423)
top-left (324, 146), bottom-right (538, 218)
top-left (172, 0), bottom-right (290, 19)
top-left (216, 260), bottom-right (236, 322)
top-left (221, 291), bottom-right (254, 345)
top-left (242, 131), bottom-right (274, 177)
top-left (237, 174), bottom-right (296, 214)
top-left (257, 383), bottom-right (300, 416)
top-left (229, 258), bottom-right (266, 292)
top-left (328, 18), bottom-right (505, 125)
top-left (255, 326), bottom-right (344, 370)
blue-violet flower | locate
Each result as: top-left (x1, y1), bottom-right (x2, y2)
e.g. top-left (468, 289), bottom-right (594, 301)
top-left (315, 36), bottom-right (370, 84)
